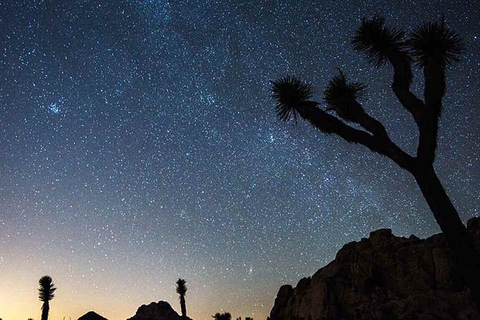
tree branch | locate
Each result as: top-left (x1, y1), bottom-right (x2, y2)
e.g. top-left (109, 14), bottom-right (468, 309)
top-left (297, 103), bottom-right (416, 171)
top-left (388, 50), bottom-right (425, 122)
top-left (417, 56), bottom-right (445, 164)
top-left (349, 103), bottom-right (389, 138)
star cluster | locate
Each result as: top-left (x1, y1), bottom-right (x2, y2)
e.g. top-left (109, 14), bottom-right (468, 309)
top-left (0, 1), bottom-right (479, 319)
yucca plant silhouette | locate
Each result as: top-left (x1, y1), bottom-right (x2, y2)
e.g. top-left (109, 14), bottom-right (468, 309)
top-left (176, 278), bottom-right (187, 318)
top-left (38, 276), bottom-right (56, 320)
top-left (270, 16), bottom-right (480, 307)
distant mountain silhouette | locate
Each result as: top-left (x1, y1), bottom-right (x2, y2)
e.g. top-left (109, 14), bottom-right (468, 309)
top-left (127, 301), bottom-right (192, 320)
top-left (77, 311), bottom-right (108, 320)
top-left (269, 217), bottom-right (480, 320)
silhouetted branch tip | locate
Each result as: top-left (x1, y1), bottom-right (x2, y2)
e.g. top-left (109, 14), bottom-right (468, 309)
top-left (352, 15), bottom-right (407, 66)
top-left (324, 70), bottom-right (367, 121)
top-left (409, 18), bottom-right (464, 68)
top-left (271, 76), bottom-right (315, 121)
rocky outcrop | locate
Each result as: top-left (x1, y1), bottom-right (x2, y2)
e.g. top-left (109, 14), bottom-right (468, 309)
top-left (127, 301), bottom-right (192, 320)
top-left (77, 311), bottom-right (108, 320)
top-left (270, 217), bottom-right (480, 320)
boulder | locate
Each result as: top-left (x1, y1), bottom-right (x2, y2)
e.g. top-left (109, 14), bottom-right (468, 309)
top-left (269, 218), bottom-right (480, 320)
top-left (127, 301), bottom-right (192, 320)
top-left (77, 311), bottom-right (108, 320)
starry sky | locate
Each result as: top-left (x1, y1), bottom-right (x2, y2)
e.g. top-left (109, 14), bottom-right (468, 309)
top-left (1, 0), bottom-right (480, 319)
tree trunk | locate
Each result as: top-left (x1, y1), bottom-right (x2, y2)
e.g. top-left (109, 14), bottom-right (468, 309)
top-left (414, 165), bottom-right (480, 306)
top-left (180, 295), bottom-right (187, 317)
top-left (41, 301), bottom-right (49, 320)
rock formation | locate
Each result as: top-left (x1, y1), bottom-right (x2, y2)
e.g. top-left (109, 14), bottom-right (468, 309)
top-left (77, 311), bottom-right (108, 320)
top-left (269, 217), bottom-right (480, 320)
top-left (127, 300), bottom-right (192, 320)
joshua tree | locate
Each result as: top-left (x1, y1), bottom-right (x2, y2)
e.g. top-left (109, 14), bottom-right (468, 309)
top-left (271, 16), bottom-right (480, 306)
top-left (176, 278), bottom-right (187, 318)
top-left (38, 276), bottom-right (56, 320)
top-left (213, 312), bottom-right (232, 320)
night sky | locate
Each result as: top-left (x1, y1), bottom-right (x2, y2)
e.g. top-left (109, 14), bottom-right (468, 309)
top-left (1, 0), bottom-right (480, 319)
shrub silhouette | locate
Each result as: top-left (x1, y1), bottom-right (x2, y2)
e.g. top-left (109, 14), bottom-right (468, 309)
top-left (271, 16), bottom-right (480, 307)
top-left (212, 312), bottom-right (232, 320)
top-left (38, 275), bottom-right (56, 320)
top-left (176, 278), bottom-right (188, 318)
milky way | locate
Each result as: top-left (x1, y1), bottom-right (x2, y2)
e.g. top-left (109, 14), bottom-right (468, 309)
top-left (1, 1), bottom-right (479, 319)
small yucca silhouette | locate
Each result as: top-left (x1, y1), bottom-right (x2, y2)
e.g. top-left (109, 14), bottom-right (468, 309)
top-left (39, 276), bottom-right (56, 320)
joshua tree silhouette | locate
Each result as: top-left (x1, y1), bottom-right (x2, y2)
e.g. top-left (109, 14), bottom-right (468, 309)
top-left (38, 276), bottom-right (56, 320)
top-left (212, 312), bottom-right (232, 320)
top-left (176, 278), bottom-right (188, 318)
top-left (271, 16), bottom-right (480, 307)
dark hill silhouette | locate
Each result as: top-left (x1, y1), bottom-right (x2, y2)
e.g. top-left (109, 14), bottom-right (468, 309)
top-left (77, 311), bottom-right (108, 320)
top-left (127, 301), bottom-right (193, 320)
top-left (269, 217), bottom-right (480, 320)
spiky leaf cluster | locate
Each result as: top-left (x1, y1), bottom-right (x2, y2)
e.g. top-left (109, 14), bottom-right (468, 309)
top-left (409, 19), bottom-right (464, 68)
top-left (352, 15), bottom-right (406, 66)
top-left (271, 76), bottom-right (314, 121)
top-left (324, 71), bottom-right (367, 120)
top-left (176, 278), bottom-right (187, 295)
top-left (38, 276), bottom-right (56, 302)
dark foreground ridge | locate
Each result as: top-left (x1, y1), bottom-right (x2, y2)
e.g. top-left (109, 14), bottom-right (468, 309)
top-left (127, 300), bottom-right (193, 320)
top-left (270, 218), bottom-right (480, 320)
